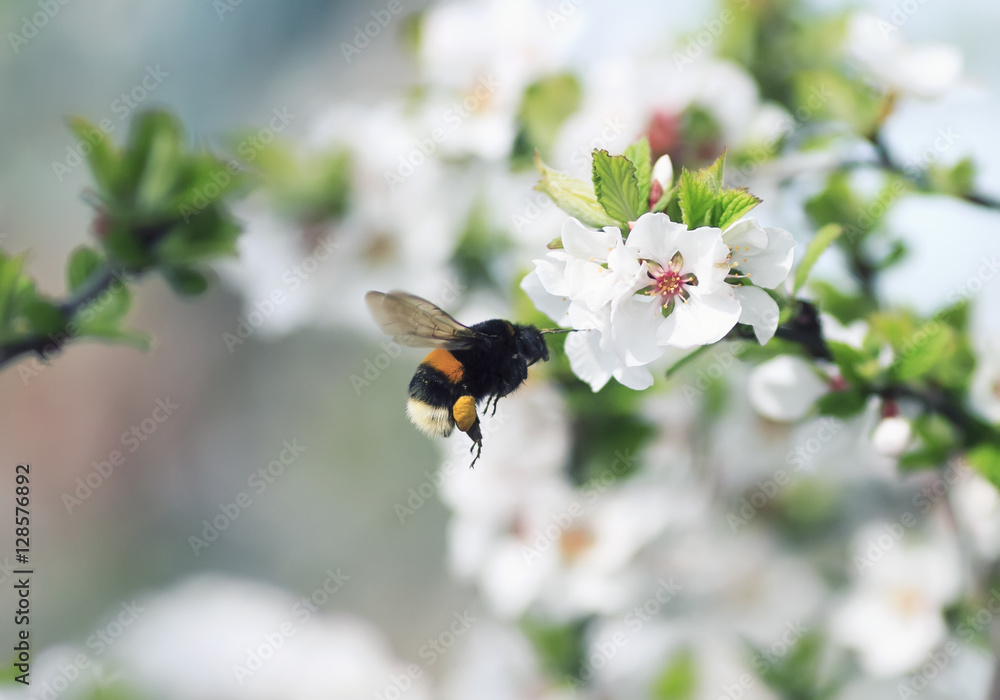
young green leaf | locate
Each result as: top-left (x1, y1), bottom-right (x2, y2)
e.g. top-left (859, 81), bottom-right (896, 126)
top-left (677, 169), bottom-right (716, 228)
top-left (968, 443), bottom-right (1000, 490)
top-left (793, 223), bottom-right (842, 293)
top-left (715, 189), bottom-right (762, 230)
top-left (534, 152), bottom-right (619, 229)
top-left (624, 137), bottom-right (652, 208)
top-left (592, 149), bottom-right (645, 225)
top-left (163, 267), bottom-right (210, 296)
top-left (66, 246), bottom-right (103, 293)
top-left (815, 389), bottom-right (867, 417)
top-left (517, 73), bottom-right (582, 159)
top-left (650, 648), bottom-right (697, 700)
top-left (68, 117), bottom-right (119, 195)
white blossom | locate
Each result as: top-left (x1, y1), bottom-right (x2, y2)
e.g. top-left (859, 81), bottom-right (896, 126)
top-left (845, 13), bottom-right (963, 99)
top-left (723, 218), bottom-right (796, 343)
top-left (830, 520), bottom-right (963, 677)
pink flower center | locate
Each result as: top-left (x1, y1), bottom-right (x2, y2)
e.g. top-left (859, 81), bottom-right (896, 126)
top-left (647, 251), bottom-right (696, 310)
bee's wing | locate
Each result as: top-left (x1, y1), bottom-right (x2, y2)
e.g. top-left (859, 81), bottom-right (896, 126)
top-left (365, 290), bottom-right (481, 349)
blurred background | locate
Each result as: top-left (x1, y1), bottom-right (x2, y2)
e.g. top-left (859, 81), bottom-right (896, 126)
top-left (2, 0), bottom-right (1000, 698)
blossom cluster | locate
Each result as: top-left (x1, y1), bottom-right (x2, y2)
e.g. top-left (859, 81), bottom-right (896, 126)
top-left (523, 200), bottom-right (794, 390)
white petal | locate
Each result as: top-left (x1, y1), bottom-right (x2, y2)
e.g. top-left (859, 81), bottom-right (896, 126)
top-left (562, 218), bottom-right (621, 261)
top-left (624, 213), bottom-right (686, 265)
top-left (659, 285), bottom-right (741, 348)
top-left (745, 226), bottom-right (796, 289)
top-left (565, 330), bottom-right (614, 391)
top-left (893, 45), bottom-right (962, 99)
top-left (748, 355), bottom-right (829, 422)
top-left (734, 285), bottom-right (780, 344)
top-left (676, 228), bottom-right (731, 290)
top-left (722, 218), bottom-right (768, 256)
top-left (520, 262), bottom-right (570, 325)
top-left (611, 294), bottom-right (666, 366)
top-left (612, 363), bottom-right (654, 391)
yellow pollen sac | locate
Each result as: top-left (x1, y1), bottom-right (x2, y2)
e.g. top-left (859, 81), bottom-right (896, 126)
top-left (452, 395), bottom-right (478, 433)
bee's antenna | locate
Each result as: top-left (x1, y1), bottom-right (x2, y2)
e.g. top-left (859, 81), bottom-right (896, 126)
top-left (539, 328), bottom-right (578, 335)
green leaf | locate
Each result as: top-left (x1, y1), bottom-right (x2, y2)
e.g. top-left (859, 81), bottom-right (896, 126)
top-left (624, 137), bottom-right (652, 208)
top-left (77, 324), bottom-right (150, 351)
top-left (66, 246), bottom-right (103, 292)
top-left (651, 648), bottom-right (697, 700)
top-left (968, 443), bottom-right (1000, 490)
top-left (815, 389), bottom-right (866, 417)
top-left (522, 619), bottom-right (588, 682)
top-left (715, 188), bottom-right (762, 230)
top-left (809, 281), bottom-right (872, 324)
top-left (68, 117), bottom-right (118, 194)
top-left (23, 299), bottom-right (66, 336)
top-left (825, 340), bottom-right (868, 386)
top-left (701, 151), bottom-right (725, 189)
top-left (77, 281), bottom-right (131, 328)
top-left (893, 325), bottom-right (955, 381)
top-left (534, 153), bottom-right (619, 229)
top-left (791, 69), bottom-right (883, 135)
top-left (592, 149), bottom-right (645, 225)
top-left (516, 73), bottom-right (582, 159)
top-left (124, 111), bottom-right (185, 210)
top-left (793, 223), bottom-right (842, 293)
top-left (677, 169), bottom-right (716, 228)
top-left (0, 252), bottom-right (28, 338)
top-left (163, 267), bottom-right (210, 296)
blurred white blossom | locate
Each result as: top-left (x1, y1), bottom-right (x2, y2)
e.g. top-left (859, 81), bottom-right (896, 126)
top-left (830, 520), bottom-right (963, 677)
top-left (845, 14), bottom-right (963, 100)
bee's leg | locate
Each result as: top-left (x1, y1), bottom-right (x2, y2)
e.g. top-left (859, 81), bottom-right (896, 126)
top-left (453, 395), bottom-right (483, 468)
top-left (489, 394), bottom-right (501, 417)
top-left (468, 439), bottom-right (483, 469)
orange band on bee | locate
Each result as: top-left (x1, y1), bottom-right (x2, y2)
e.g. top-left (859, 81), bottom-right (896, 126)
top-left (422, 348), bottom-right (464, 382)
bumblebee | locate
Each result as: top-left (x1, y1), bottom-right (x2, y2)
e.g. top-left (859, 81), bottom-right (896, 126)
top-left (366, 290), bottom-right (566, 466)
